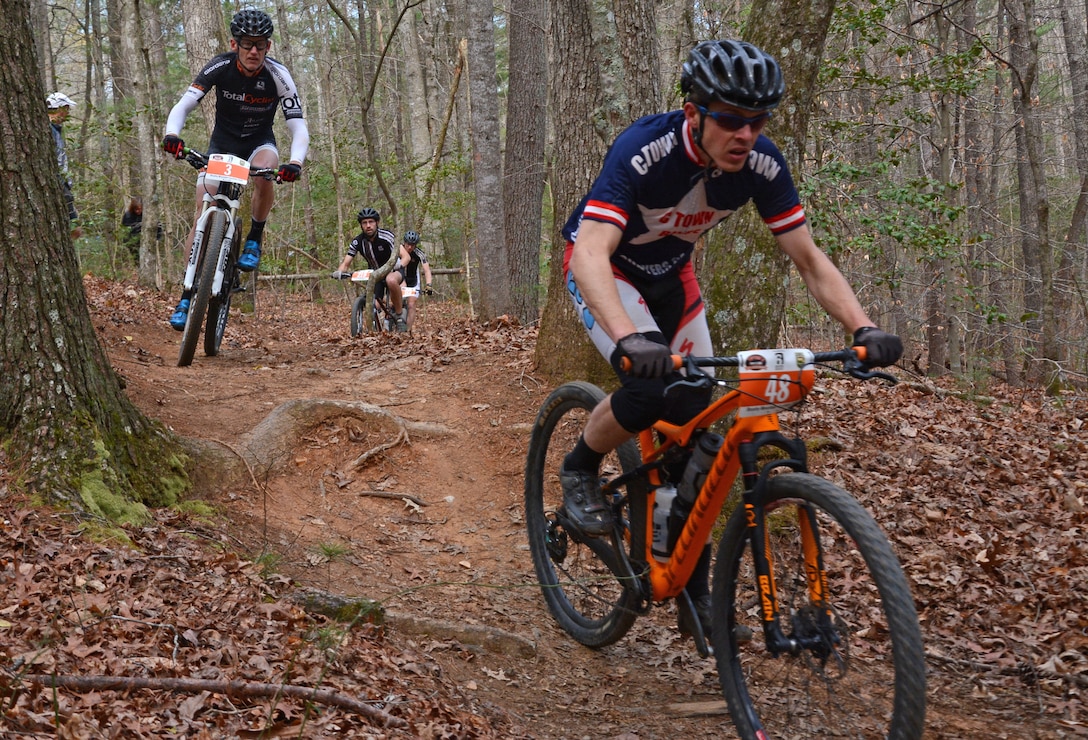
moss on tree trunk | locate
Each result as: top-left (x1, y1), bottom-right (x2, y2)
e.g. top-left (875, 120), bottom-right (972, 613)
top-left (0, 4), bottom-right (189, 516)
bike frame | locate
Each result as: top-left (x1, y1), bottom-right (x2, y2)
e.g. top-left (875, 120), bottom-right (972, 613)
top-left (607, 348), bottom-right (849, 650)
top-left (183, 154), bottom-right (249, 299)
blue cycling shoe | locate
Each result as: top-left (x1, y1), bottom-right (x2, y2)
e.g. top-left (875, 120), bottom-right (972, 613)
top-left (238, 240), bottom-right (261, 272)
top-left (169, 298), bottom-right (190, 331)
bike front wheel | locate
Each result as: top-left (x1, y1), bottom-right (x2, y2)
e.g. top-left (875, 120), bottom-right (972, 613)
top-left (524, 381), bottom-right (642, 648)
top-left (206, 219), bottom-right (241, 356)
top-left (350, 295), bottom-right (367, 337)
top-left (712, 472), bottom-right (926, 739)
top-left (178, 210), bottom-right (227, 367)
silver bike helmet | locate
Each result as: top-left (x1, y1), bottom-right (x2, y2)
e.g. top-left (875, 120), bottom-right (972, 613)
top-left (681, 40), bottom-right (784, 112)
top-left (403, 230), bottom-right (420, 245)
top-left (230, 9), bottom-right (274, 39)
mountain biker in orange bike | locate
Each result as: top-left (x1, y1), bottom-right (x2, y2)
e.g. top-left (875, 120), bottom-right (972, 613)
top-left (332, 208), bottom-right (406, 331)
top-left (162, 8), bottom-right (309, 330)
top-left (559, 39), bottom-right (903, 637)
top-left (391, 230), bottom-right (433, 331)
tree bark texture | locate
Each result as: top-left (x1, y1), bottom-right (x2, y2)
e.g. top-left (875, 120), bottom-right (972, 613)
top-left (701, 0), bottom-right (837, 353)
top-left (502, 0), bottom-right (547, 324)
top-left (466, 0), bottom-right (510, 319)
top-left (0, 0), bottom-right (185, 511)
top-left (533, 0), bottom-right (614, 384)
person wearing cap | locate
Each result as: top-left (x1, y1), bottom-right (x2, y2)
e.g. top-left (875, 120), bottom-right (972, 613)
top-left (556, 40), bottom-right (904, 639)
top-left (391, 230), bottom-right (433, 331)
top-left (47, 92), bottom-right (79, 230)
top-left (160, 8), bottom-right (309, 330)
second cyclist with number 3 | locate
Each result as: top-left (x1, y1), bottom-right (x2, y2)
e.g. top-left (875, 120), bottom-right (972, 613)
top-left (161, 8), bottom-right (310, 330)
top-left (560, 39), bottom-right (904, 637)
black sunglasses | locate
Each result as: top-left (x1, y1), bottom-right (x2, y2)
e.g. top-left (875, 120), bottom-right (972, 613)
top-left (236, 38), bottom-right (270, 52)
top-left (696, 105), bottom-right (771, 132)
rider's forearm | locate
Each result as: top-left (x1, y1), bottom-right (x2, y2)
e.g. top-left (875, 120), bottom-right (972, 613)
top-left (286, 118), bottom-right (309, 165)
top-left (778, 227), bottom-right (874, 333)
top-left (569, 222), bottom-right (636, 342)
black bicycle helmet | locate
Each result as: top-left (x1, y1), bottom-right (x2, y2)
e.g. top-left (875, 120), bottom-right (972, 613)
top-left (357, 208), bottom-right (380, 222)
top-left (681, 40), bottom-right (784, 112)
top-left (403, 230), bottom-right (420, 245)
top-left (230, 9), bottom-right (274, 39)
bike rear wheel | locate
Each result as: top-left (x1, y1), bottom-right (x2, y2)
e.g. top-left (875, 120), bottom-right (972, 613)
top-left (524, 381), bottom-right (642, 648)
top-left (178, 210), bottom-right (227, 367)
top-left (712, 472), bottom-right (926, 740)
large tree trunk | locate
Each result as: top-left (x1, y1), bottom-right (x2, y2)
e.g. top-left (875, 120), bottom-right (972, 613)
top-left (533, 0), bottom-right (612, 384)
top-left (501, 0), bottom-right (546, 324)
top-left (466, 0), bottom-right (509, 319)
top-left (701, 0), bottom-right (837, 352)
top-left (612, 0), bottom-right (660, 119)
top-left (1005, 0), bottom-right (1058, 387)
top-left (0, 0), bottom-right (186, 514)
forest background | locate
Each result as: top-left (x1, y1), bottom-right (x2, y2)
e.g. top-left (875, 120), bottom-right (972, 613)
top-left (34, 0), bottom-right (1088, 390)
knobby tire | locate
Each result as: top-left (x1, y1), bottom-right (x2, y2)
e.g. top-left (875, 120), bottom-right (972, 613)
top-left (350, 295), bottom-right (367, 337)
top-left (205, 219), bottom-right (241, 357)
top-left (178, 211), bottom-right (226, 367)
top-left (524, 381), bottom-right (642, 648)
top-left (712, 472), bottom-right (926, 740)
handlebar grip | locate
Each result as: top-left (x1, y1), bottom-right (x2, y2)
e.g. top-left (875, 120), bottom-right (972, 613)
top-left (618, 355), bottom-right (683, 373)
top-left (850, 345), bottom-right (868, 363)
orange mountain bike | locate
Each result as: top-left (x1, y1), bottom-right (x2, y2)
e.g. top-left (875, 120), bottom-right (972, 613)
top-left (524, 347), bottom-right (926, 739)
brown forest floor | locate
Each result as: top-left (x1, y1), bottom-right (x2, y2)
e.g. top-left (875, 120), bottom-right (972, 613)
top-left (1, 275), bottom-right (1086, 738)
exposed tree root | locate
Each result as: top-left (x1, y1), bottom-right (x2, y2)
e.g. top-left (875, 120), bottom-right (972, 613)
top-left (16, 673), bottom-right (407, 728)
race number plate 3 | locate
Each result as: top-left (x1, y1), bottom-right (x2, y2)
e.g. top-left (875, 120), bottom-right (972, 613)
top-left (737, 349), bottom-right (816, 417)
top-left (204, 154), bottom-right (250, 185)
top-left (401, 285), bottom-right (420, 299)
top-left (350, 269), bottom-right (374, 282)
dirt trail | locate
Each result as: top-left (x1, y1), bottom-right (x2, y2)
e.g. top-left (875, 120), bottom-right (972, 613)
top-left (88, 276), bottom-right (1074, 739)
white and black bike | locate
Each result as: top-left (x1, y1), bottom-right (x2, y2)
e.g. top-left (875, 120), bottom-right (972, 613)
top-left (174, 149), bottom-right (277, 367)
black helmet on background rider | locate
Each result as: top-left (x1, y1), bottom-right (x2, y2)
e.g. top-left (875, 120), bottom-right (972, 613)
top-left (681, 40), bottom-right (784, 112)
top-left (230, 9), bottom-right (274, 39)
top-left (403, 231), bottom-right (420, 245)
top-left (357, 208), bottom-right (380, 222)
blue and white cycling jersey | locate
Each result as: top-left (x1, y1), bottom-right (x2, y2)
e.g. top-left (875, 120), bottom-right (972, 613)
top-left (562, 110), bottom-right (805, 282)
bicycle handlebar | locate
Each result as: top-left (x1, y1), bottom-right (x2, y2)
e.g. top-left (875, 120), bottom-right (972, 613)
top-left (620, 347), bottom-right (897, 384)
top-left (181, 148), bottom-right (280, 181)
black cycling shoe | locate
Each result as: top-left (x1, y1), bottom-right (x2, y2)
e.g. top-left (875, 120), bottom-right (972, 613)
top-left (560, 466), bottom-right (612, 536)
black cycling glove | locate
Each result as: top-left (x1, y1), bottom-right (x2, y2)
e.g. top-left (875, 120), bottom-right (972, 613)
top-left (162, 135), bottom-right (185, 159)
top-left (853, 326), bottom-right (903, 367)
top-left (277, 163), bottom-right (302, 183)
top-left (613, 333), bottom-right (672, 378)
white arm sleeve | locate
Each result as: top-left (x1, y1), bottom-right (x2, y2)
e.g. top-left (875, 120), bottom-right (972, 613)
top-left (164, 88), bottom-right (203, 136)
top-left (286, 117), bottom-right (310, 165)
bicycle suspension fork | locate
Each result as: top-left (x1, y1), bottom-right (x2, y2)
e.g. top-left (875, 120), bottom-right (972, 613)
top-left (739, 431), bottom-right (833, 656)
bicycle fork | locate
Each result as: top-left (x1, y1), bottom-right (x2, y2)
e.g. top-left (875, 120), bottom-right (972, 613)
top-left (183, 197), bottom-right (238, 297)
top-left (739, 432), bottom-right (836, 657)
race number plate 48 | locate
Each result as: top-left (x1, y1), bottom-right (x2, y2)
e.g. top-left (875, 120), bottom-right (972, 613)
top-left (204, 154), bottom-right (250, 185)
top-left (737, 349), bottom-right (816, 417)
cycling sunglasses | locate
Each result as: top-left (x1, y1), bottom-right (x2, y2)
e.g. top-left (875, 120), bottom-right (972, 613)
top-left (236, 38), bottom-right (270, 52)
top-left (696, 105), bottom-right (771, 132)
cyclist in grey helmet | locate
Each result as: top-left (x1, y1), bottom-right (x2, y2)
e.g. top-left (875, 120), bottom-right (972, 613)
top-left (559, 40), bottom-right (903, 640)
top-left (391, 230), bottom-right (433, 331)
top-left (161, 8), bottom-right (309, 330)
